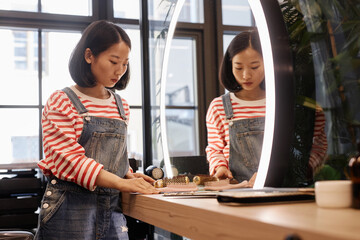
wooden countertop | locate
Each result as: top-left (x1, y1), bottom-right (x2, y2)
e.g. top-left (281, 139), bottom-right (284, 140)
top-left (122, 193), bottom-right (360, 240)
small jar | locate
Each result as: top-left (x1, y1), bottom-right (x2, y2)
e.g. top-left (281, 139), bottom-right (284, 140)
top-left (349, 154), bottom-right (360, 209)
top-left (315, 180), bottom-right (352, 208)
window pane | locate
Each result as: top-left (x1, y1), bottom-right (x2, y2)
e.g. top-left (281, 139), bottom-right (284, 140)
top-left (166, 38), bottom-right (197, 106)
top-left (127, 108), bottom-right (143, 168)
top-left (41, 0), bottom-right (92, 16)
top-left (150, 108), bottom-right (201, 162)
top-left (116, 28), bottom-right (142, 106)
top-left (113, 0), bottom-right (139, 19)
top-left (178, 0), bottom-right (204, 23)
top-left (0, 28), bottom-right (39, 105)
top-left (166, 109), bottom-right (199, 156)
top-left (148, 0), bottom-right (203, 23)
top-left (222, 0), bottom-right (252, 26)
top-left (0, 0), bottom-right (37, 12)
top-left (151, 109), bottom-right (162, 166)
top-left (0, 109), bottom-right (39, 164)
top-left (223, 34), bottom-right (236, 55)
top-left (148, 0), bottom-right (174, 21)
top-left (149, 35), bottom-right (200, 160)
top-left (42, 31), bottom-right (81, 103)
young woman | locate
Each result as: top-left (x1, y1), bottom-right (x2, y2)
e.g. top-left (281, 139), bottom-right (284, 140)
top-left (206, 30), bottom-right (327, 185)
top-left (35, 20), bottom-right (158, 240)
top-left (206, 31), bottom-right (265, 184)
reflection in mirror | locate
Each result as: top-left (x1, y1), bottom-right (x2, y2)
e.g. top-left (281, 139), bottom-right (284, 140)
top-left (206, 0), bottom-right (295, 189)
top-left (222, 0), bottom-right (253, 26)
top-left (158, 0), bottom-right (331, 187)
top-left (148, 0), bottom-right (186, 178)
top-left (156, 1), bottom-right (291, 186)
top-left (251, 0), bottom-right (330, 188)
top-left (157, 0), bottom-right (357, 189)
top-left (280, 0), bottom-right (360, 186)
top-left (166, 38), bottom-right (199, 156)
top-left (206, 0), bottom-right (283, 189)
top-left (205, 30), bottom-right (265, 185)
top-left (280, 0), bottom-right (326, 187)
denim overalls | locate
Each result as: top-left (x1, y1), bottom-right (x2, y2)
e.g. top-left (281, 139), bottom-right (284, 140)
top-left (35, 87), bottom-right (129, 240)
top-left (222, 93), bottom-right (265, 182)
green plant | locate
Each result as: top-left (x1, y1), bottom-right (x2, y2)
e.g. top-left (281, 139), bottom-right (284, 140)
top-left (280, 0), bottom-right (360, 186)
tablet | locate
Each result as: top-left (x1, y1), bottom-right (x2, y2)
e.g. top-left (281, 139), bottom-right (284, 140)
top-left (217, 188), bottom-right (315, 205)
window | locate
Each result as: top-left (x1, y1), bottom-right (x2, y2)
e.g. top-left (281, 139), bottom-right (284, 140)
top-left (113, 0), bottom-right (139, 19)
top-left (222, 0), bottom-right (253, 26)
top-left (42, 31), bottom-right (81, 102)
top-left (223, 34), bottom-right (236, 52)
top-left (178, 0), bottom-right (204, 23)
top-left (1, 28), bottom-right (39, 105)
top-left (0, 0), bottom-right (37, 12)
top-left (13, 31), bottom-right (30, 70)
top-left (0, 0), bottom-right (92, 16)
top-left (147, 0), bottom-right (203, 22)
top-left (0, 28), bottom-right (81, 164)
top-left (41, 0), bottom-right (92, 16)
top-left (0, 0), bottom-right (254, 173)
top-left (0, 109), bottom-right (39, 164)
top-left (114, 28), bottom-right (144, 158)
top-left (165, 37), bottom-right (200, 156)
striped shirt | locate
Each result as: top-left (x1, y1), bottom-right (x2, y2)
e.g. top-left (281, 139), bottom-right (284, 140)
top-left (205, 93), bottom-right (328, 175)
top-left (38, 86), bottom-right (130, 191)
top-left (309, 108), bottom-right (328, 172)
top-left (206, 93), bottom-right (266, 175)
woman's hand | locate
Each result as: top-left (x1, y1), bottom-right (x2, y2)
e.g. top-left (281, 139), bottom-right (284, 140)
top-left (95, 169), bottom-right (160, 194)
top-left (247, 172), bottom-right (257, 187)
top-left (118, 177), bottom-right (160, 194)
top-left (214, 166), bottom-right (233, 179)
top-left (125, 172), bottom-right (156, 184)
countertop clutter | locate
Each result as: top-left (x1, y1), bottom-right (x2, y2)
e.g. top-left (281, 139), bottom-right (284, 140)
top-left (122, 192), bottom-right (360, 240)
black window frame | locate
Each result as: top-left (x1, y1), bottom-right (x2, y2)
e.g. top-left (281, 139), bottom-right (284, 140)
top-left (0, 0), bottom-right (254, 171)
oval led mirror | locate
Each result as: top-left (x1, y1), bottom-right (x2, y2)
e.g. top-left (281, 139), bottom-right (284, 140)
top-left (156, 0), bottom-right (294, 188)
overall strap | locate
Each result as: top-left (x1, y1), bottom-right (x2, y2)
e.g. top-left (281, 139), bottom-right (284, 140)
top-left (62, 87), bottom-right (88, 115)
top-left (111, 91), bottom-right (127, 121)
top-left (221, 92), bottom-right (233, 120)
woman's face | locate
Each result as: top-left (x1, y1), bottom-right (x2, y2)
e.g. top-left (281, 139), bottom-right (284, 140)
top-left (87, 41), bottom-right (130, 88)
top-left (232, 47), bottom-right (265, 93)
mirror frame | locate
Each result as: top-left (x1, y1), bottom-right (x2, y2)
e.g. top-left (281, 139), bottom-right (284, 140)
top-left (252, 0), bottom-right (294, 188)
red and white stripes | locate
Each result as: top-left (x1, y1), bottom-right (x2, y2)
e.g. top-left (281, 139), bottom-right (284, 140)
top-left (206, 93), bottom-right (266, 175)
top-left (206, 93), bottom-right (328, 175)
top-left (38, 86), bottom-right (130, 191)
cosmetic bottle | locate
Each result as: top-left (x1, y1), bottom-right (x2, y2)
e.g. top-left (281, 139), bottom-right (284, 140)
top-left (349, 153), bottom-right (360, 209)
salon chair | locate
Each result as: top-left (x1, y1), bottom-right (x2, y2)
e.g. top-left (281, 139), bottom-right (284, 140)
top-left (0, 167), bottom-right (44, 239)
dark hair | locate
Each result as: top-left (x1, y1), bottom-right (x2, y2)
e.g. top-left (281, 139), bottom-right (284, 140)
top-left (219, 30), bottom-right (264, 92)
top-left (69, 20), bottom-right (131, 90)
